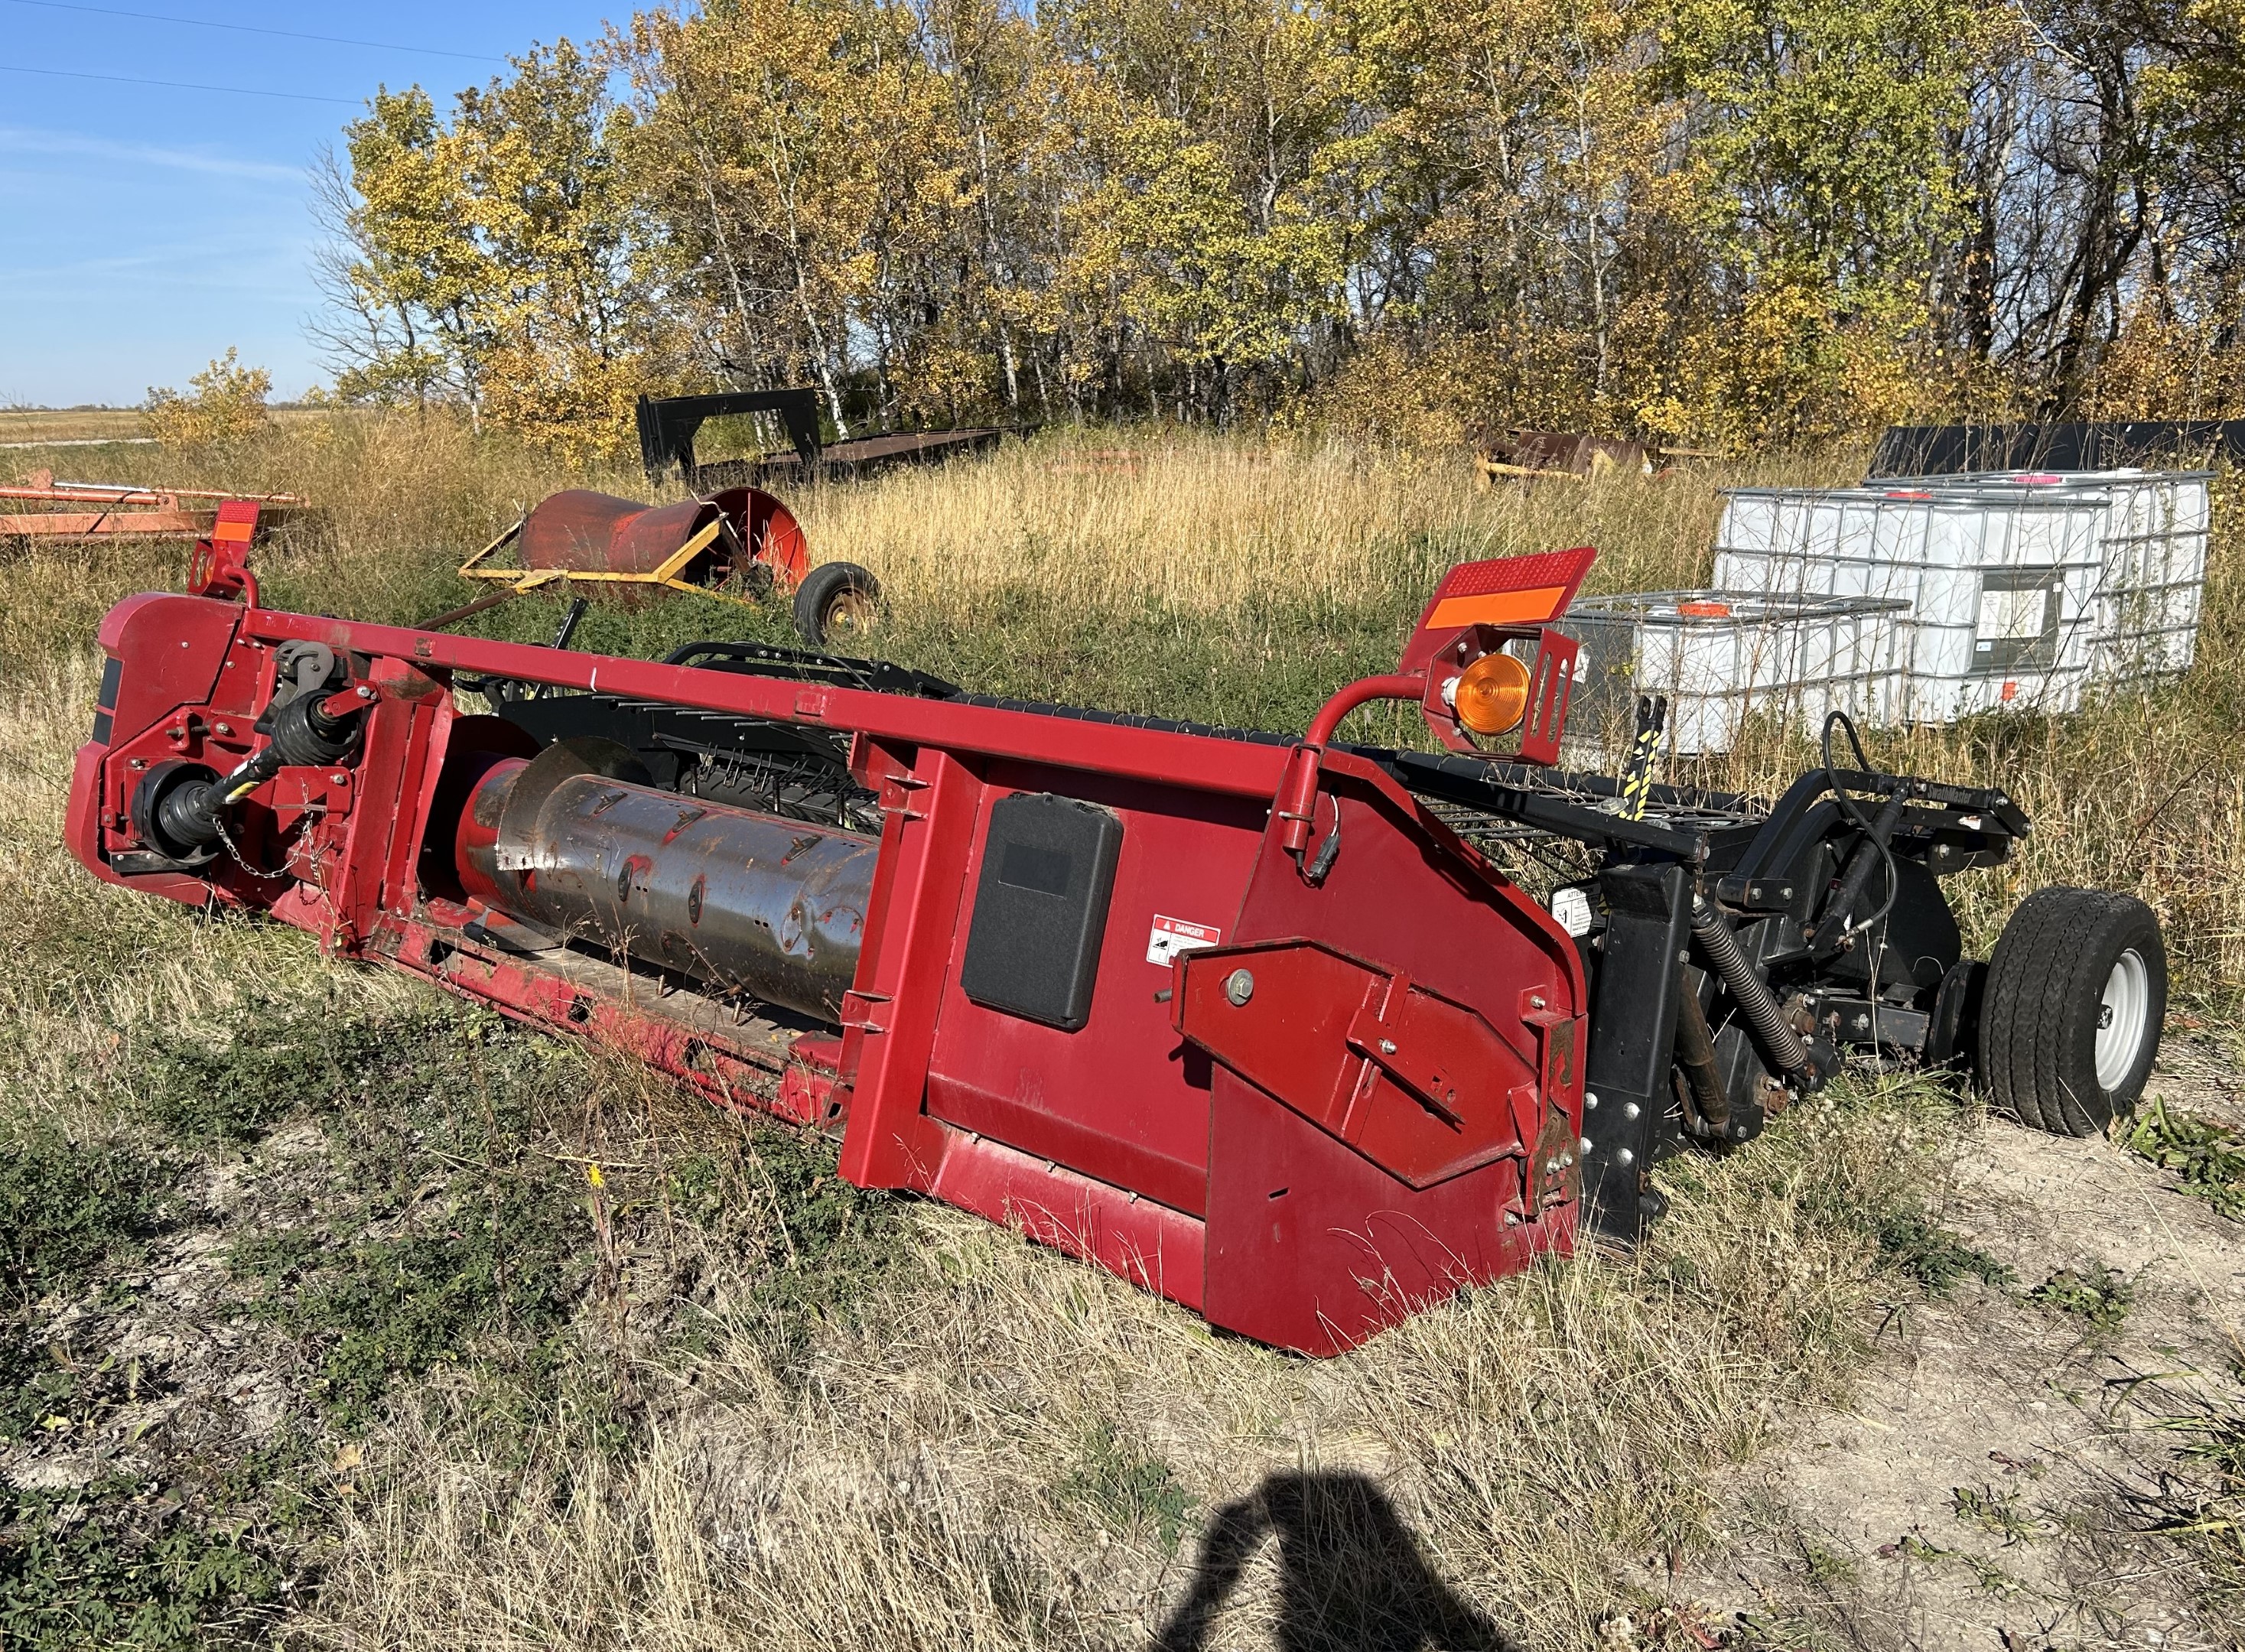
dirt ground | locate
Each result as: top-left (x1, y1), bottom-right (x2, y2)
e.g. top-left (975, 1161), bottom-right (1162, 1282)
top-left (1666, 1042), bottom-right (2245, 1652)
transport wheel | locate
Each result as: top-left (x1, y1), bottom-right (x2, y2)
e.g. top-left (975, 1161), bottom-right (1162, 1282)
top-left (1976, 887), bottom-right (2165, 1136)
top-left (792, 561), bottom-right (882, 649)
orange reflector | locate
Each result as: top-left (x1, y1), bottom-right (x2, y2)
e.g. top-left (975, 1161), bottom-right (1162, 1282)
top-left (1424, 585), bottom-right (1573, 630)
top-left (1675, 600), bottom-right (1731, 617)
top-left (1453, 652), bottom-right (1532, 737)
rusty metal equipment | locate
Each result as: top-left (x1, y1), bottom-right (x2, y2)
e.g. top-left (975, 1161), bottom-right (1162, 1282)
top-left (636, 389), bottom-right (822, 485)
top-left (432, 483), bottom-right (885, 650)
top-left (0, 470), bottom-right (301, 541)
top-left (735, 427), bottom-right (1014, 486)
top-left (441, 486), bottom-right (880, 650)
top-left (1470, 430), bottom-right (1721, 486)
top-left (636, 388), bottom-right (1015, 489)
top-left (1472, 428), bottom-right (1652, 485)
top-left (66, 539), bottom-right (2169, 1353)
top-left (457, 486), bottom-right (809, 600)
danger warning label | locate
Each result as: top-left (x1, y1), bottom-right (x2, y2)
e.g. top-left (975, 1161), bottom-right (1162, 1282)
top-left (1146, 914), bottom-right (1222, 966)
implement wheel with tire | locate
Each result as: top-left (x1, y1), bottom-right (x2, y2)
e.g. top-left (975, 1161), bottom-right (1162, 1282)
top-left (792, 562), bottom-right (882, 649)
top-left (1976, 886), bottom-right (2166, 1136)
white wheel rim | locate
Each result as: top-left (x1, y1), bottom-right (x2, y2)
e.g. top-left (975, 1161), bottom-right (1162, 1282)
top-left (2094, 948), bottom-right (2151, 1092)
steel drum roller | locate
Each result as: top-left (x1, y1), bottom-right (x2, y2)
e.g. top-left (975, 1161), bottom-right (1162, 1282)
top-left (457, 742), bottom-right (875, 1020)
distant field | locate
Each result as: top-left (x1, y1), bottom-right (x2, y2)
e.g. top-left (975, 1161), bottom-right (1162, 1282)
top-left (0, 404), bottom-right (330, 450)
top-left (0, 406), bottom-right (148, 446)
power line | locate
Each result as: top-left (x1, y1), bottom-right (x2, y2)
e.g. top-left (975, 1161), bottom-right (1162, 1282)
top-left (0, 0), bottom-right (506, 63)
top-left (0, 61), bottom-right (362, 103)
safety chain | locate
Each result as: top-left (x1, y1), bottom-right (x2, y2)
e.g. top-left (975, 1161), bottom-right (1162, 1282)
top-left (212, 807), bottom-right (352, 945)
top-left (210, 813), bottom-right (293, 882)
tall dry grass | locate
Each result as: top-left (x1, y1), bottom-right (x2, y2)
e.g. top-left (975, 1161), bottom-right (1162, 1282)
top-left (296, 1069), bottom-right (1964, 1652)
top-left (7, 413), bottom-right (2238, 999)
top-left (790, 429), bottom-right (1827, 614)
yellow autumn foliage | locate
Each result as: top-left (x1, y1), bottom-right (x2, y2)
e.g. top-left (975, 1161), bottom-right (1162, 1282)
top-left (143, 349), bottom-right (275, 451)
top-left (311, 0), bottom-right (2245, 452)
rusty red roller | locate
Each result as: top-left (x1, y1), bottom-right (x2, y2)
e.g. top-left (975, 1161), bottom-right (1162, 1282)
top-left (517, 486), bottom-right (809, 595)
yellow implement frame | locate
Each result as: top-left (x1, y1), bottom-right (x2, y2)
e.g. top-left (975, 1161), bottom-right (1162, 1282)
top-left (457, 515), bottom-right (746, 603)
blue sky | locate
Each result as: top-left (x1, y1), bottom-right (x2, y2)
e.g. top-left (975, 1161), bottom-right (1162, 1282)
top-left (0, 2), bottom-right (619, 406)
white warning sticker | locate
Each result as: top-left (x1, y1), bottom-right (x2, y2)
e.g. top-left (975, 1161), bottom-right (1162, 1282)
top-left (1147, 914), bottom-right (1222, 966)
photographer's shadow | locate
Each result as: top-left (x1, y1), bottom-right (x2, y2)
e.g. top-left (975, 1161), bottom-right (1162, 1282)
top-left (1153, 1471), bottom-right (1513, 1651)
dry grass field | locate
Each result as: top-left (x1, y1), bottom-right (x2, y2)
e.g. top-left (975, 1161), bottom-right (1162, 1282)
top-left (0, 407), bottom-right (151, 447)
top-left (0, 406), bottom-right (336, 450)
top-left (1, 417), bottom-right (2240, 1650)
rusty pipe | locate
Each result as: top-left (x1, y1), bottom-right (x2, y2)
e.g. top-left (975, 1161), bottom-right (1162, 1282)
top-left (1672, 971), bottom-right (1732, 1138)
top-left (457, 756), bottom-right (875, 1022)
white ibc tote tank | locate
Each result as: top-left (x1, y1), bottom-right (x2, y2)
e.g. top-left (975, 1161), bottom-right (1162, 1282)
top-left (1561, 590), bottom-right (1906, 759)
top-left (1869, 468), bottom-right (2212, 678)
top-left (1714, 483), bottom-right (2112, 722)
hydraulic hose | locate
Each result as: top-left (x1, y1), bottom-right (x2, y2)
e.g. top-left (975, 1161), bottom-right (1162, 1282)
top-left (1820, 711), bottom-right (1901, 944)
top-left (1811, 783), bottom-right (1910, 955)
top-left (1690, 893), bottom-right (1814, 1079)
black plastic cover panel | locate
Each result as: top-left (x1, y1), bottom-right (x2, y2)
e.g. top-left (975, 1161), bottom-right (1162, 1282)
top-left (959, 792), bottom-right (1123, 1031)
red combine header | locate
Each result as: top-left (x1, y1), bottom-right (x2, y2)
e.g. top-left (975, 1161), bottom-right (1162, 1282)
top-left (66, 525), bottom-right (2166, 1353)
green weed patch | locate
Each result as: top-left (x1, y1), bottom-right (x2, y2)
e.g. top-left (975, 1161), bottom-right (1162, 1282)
top-left (0, 1123), bottom-right (176, 1442)
top-left (239, 1203), bottom-right (587, 1433)
top-left (2029, 1265), bottom-right (2134, 1335)
top-left (1869, 1212), bottom-right (2016, 1295)
top-left (2123, 1096), bottom-right (2245, 1223)
top-left (0, 1124), bottom-right (174, 1308)
top-left (205, 1002), bottom-right (591, 1429)
top-left (721, 1122), bottom-right (906, 1364)
top-left (0, 1461), bottom-right (308, 1652)
top-left (1056, 1421), bottom-right (1195, 1550)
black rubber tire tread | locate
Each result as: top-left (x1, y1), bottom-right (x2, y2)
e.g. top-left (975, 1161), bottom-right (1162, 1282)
top-left (1977, 886), bottom-right (2165, 1137)
top-left (792, 561), bottom-right (882, 649)
top-left (1977, 888), bottom-right (2068, 1131)
top-left (2045, 891), bottom-right (2164, 1134)
top-left (2029, 890), bottom-right (2121, 1135)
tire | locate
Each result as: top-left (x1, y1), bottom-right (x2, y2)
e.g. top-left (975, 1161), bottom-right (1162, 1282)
top-left (792, 561), bottom-right (882, 649)
top-left (1976, 887), bottom-right (2165, 1136)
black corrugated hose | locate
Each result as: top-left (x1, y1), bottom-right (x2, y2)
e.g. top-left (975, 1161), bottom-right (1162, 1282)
top-left (1689, 893), bottom-right (1815, 1078)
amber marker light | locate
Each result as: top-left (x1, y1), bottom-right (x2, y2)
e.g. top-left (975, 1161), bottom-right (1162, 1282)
top-left (1449, 651), bottom-right (1532, 737)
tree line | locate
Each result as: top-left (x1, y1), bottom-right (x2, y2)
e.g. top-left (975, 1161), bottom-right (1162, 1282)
top-left (312, 0), bottom-right (2245, 456)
